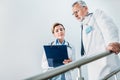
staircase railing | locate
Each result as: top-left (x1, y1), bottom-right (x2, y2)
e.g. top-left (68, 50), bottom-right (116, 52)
top-left (100, 67), bottom-right (120, 80)
top-left (25, 50), bottom-right (120, 80)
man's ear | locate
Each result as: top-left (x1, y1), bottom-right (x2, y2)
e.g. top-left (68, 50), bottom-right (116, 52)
top-left (84, 6), bottom-right (88, 11)
top-left (83, 6), bottom-right (88, 15)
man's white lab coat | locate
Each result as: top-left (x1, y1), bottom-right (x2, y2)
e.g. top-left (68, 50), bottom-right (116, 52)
top-left (81, 9), bottom-right (120, 80)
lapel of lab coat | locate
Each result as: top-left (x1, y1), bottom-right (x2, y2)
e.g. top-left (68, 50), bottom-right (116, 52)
top-left (83, 25), bottom-right (93, 54)
top-left (82, 14), bottom-right (94, 54)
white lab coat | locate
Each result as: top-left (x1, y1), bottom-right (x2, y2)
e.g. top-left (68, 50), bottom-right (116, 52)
top-left (81, 9), bottom-right (120, 80)
top-left (41, 40), bottom-right (77, 80)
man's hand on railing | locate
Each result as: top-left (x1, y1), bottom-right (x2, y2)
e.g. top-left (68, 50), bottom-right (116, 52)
top-left (63, 58), bottom-right (72, 64)
top-left (106, 42), bottom-right (120, 54)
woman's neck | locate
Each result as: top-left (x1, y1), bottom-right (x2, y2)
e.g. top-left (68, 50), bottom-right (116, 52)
top-left (57, 39), bottom-right (64, 44)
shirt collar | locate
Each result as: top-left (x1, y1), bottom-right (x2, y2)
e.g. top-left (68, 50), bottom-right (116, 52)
top-left (56, 39), bottom-right (65, 45)
top-left (82, 13), bottom-right (93, 25)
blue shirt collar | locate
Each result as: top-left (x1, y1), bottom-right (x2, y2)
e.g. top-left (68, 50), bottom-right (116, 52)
top-left (56, 39), bottom-right (65, 45)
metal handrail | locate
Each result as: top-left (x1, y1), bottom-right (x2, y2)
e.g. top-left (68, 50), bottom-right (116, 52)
top-left (25, 50), bottom-right (113, 80)
top-left (101, 67), bottom-right (120, 80)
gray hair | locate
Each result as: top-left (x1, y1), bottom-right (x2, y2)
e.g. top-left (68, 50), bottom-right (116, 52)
top-left (72, 0), bottom-right (87, 7)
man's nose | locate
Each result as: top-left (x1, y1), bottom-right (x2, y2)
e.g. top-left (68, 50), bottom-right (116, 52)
top-left (75, 14), bottom-right (78, 18)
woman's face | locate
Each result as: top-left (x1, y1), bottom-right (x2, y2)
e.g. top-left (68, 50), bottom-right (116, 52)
top-left (53, 25), bottom-right (65, 40)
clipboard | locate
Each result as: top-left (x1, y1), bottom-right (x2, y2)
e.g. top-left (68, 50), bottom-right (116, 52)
top-left (43, 45), bottom-right (68, 67)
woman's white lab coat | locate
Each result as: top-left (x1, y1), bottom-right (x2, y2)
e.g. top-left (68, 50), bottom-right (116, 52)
top-left (81, 9), bottom-right (120, 80)
top-left (41, 40), bottom-right (77, 80)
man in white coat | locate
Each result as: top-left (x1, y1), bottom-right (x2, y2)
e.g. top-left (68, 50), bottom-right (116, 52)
top-left (72, 0), bottom-right (120, 80)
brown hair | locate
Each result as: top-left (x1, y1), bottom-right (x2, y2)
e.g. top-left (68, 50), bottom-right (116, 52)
top-left (52, 23), bottom-right (65, 34)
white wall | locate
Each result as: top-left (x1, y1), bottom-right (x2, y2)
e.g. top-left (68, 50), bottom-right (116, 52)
top-left (0, 0), bottom-right (120, 80)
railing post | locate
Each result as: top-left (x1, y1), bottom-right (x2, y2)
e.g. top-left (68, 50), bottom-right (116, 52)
top-left (78, 66), bottom-right (84, 80)
top-left (114, 75), bottom-right (117, 80)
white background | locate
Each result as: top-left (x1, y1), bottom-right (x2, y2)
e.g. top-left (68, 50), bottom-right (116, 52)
top-left (0, 0), bottom-right (120, 80)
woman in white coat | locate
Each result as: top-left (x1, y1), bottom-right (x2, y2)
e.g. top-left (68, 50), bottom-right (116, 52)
top-left (72, 0), bottom-right (120, 80)
top-left (41, 23), bottom-right (76, 80)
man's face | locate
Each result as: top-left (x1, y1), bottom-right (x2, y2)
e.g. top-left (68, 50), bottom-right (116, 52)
top-left (72, 3), bottom-right (87, 22)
